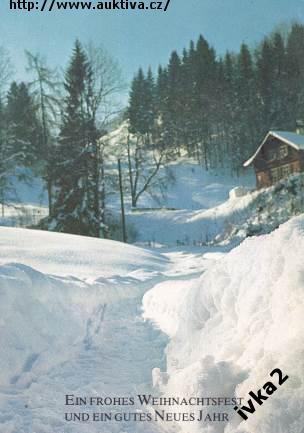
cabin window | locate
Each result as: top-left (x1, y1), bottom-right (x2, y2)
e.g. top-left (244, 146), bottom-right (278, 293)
top-left (267, 148), bottom-right (277, 161)
top-left (271, 164), bottom-right (293, 183)
top-left (271, 168), bottom-right (280, 182)
top-left (267, 144), bottom-right (289, 161)
top-left (279, 145), bottom-right (289, 159)
top-left (282, 164), bottom-right (292, 177)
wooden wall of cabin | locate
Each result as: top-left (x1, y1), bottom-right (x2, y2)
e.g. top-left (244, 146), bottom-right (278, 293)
top-left (254, 137), bottom-right (300, 172)
top-left (255, 160), bottom-right (302, 189)
top-left (255, 169), bottom-right (271, 189)
top-left (253, 136), bottom-right (304, 188)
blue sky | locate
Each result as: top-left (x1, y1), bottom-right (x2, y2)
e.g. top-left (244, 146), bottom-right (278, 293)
top-left (2, 0), bottom-right (304, 86)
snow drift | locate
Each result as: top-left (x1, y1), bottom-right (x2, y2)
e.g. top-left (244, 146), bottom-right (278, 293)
top-left (0, 229), bottom-right (170, 433)
top-left (0, 228), bottom-right (167, 385)
top-left (143, 216), bottom-right (304, 433)
top-left (0, 227), bottom-right (168, 279)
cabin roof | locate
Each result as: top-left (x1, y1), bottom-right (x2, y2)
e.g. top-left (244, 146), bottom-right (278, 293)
top-left (243, 130), bottom-right (304, 167)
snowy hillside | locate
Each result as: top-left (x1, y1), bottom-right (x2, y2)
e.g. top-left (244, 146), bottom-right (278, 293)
top-left (103, 124), bottom-right (304, 247)
top-left (1, 217), bottom-right (303, 433)
top-left (0, 156), bottom-right (255, 247)
top-left (143, 215), bottom-right (304, 433)
top-left (5, 163), bottom-right (304, 251)
top-left (127, 172), bottom-right (304, 247)
top-left (105, 123), bottom-right (255, 211)
top-left (109, 159), bottom-right (254, 211)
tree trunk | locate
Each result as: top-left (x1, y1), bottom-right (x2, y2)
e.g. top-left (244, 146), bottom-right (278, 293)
top-left (47, 177), bottom-right (52, 217)
top-left (118, 159), bottom-right (127, 243)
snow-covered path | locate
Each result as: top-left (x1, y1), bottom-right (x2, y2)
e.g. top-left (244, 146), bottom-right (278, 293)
top-left (0, 292), bottom-right (169, 433)
top-left (1, 222), bottom-right (304, 433)
top-left (0, 278), bottom-right (163, 432)
top-left (0, 229), bottom-right (213, 433)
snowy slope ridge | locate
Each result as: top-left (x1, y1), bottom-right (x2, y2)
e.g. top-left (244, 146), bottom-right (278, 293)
top-left (0, 227), bottom-right (168, 279)
top-left (132, 172), bottom-right (304, 247)
top-left (225, 172), bottom-right (304, 240)
top-left (143, 216), bottom-right (304, 433)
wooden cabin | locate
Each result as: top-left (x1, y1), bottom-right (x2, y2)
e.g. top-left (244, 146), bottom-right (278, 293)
top-left (243, 130), bottom-right (304, 189)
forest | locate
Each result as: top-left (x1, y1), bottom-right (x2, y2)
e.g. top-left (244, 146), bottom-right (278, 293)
top-left (1, 22), bottom-right (304, 237)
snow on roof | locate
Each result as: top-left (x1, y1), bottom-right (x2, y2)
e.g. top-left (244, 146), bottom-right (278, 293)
top-left (243, 130), bottom-right (304, 167)
top-left (272, 131), bottom-right (304, 149)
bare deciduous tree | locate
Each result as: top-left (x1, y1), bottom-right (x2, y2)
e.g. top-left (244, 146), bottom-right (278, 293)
top-left (85, 42), bottom-right (125, 126)
top-left (126, 132), bottom-right (169, 208)
top-left (0, 47), bottom-right (15, 216)
top-left (0, 47), bottom-right (13, 97)
top-left (26, 51), bottom-right (62, 216)
top-left (85, 42), bottom-right (125, 236)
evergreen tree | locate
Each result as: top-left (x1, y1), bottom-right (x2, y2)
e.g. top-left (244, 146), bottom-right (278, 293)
top-left (127, 68), bottom-right (170, 207)
top-left (179, 43), bottom-right (198, 156)
top-left (0, 98), bottom-right (11, 212)
top-left (286, 23), bottom-right (304, 126)
top-left (144, 67), bottom-right (157, 140)
top-left (192, 35), bottom-right (217, 168)
top-left (0, 96), bottom-right (27, 212)
top-left (222, 52), bottom-right (239, 167)
top-left (128, 68), bottom-right (156, 141)
top-left (156, 65), bottom-right (169, 115)
top-left (270, 32), bottom-right (288, 129)
top-left (161, 51), bottom-right (184, 155)
top-left (6, 81), bottom-right (41, 166)
top-left (234, 43), bottom-right (259, 171)
top-left (256, 39), bottom-right (274, 128)
top-left (51, 41), bottom-right (99, 237)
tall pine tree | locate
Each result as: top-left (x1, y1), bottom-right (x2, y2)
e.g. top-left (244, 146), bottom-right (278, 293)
top-left (6, 81), bottom-right (41, 166)
top-left (51, 41), bottom-right (99, 236)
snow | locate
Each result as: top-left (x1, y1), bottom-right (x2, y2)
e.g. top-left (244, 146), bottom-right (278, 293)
top-left (143, 215), bottom-right (304, 433)
top-left (127, 162), bottom-right (253, 211)
top-left (0, 123), bottom-right (303, 433)
top-left (0, 228), bottom-right (172, 433)
top-left (127, 172), bottom-right (304, 248)
top-left (127, 189), bottom-right (257, 247)
top-left (0, 204), bottom-right (48, 228)
top-left (271, 130), bottom-right (304, 150)
top-left (0, 158), bottom-right (255, 248)
top-left (98, 122), bottom-right (255, 213)
top-left (108, 160), bottom-right (254, 211)
top-left (10, 168), bottom-right (47, 205)
top-left (1, 215), bottom-right (303, 433)
top-left (0, 227), bottom-right (168, 279)
top-left (228, 187), bottom-right (249, 199)
top-left (0, 155), bottom-right (256, 250)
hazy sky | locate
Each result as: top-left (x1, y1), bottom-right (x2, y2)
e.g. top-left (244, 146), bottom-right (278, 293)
top-left (2, 0), bottom-right (304, 86)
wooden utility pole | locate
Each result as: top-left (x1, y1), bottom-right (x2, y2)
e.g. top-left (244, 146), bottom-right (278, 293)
top-left (118, 159), bottom-right (127, 243)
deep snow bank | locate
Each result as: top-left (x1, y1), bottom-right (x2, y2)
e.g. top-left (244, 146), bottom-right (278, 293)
top-left (0, 263), bottom-right (100, 387)
top-left (143, 216), bottom-right (304, 433)
top-left (0, 227), bottom-right (167, 279)
top-left (0, 262), bottom-right (159, 389)
top-left (0, 228), bottom-right (167, 389)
